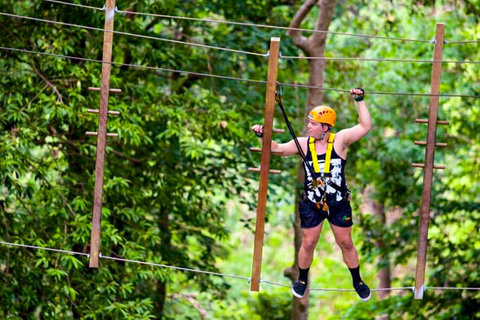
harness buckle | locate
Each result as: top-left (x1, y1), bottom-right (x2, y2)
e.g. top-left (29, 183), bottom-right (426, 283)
top-left (311, 178), bottom-right (324, 189)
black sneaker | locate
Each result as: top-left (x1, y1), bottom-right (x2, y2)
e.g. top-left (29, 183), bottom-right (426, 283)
top-left (354, 281), bottom-right (371, 301)
top-left (292, 279), bottom-right (307, 298)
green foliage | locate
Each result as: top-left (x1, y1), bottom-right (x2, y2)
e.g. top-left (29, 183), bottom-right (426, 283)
top-left (1, 0), bottom-right (480, 319)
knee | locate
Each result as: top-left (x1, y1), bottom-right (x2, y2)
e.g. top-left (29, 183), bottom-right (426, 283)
top-left (337, 239), bottom-right (354, 251)
top-left (302, 239), bottom-right (317, 252)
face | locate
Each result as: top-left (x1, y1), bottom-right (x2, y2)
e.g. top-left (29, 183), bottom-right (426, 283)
top-left (307, 120), bottom-right (328, 139)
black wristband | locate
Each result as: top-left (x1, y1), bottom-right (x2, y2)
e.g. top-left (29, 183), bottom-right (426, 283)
top-left (255, 131), bottom-right (264, 138)
top-left (354, 96), bottom-right (364, 102)
top-left (353, 88), bottom-right (365, 101)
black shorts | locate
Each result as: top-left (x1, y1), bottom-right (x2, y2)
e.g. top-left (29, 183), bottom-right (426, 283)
top-left (298, 199), bottom-right (353, 229)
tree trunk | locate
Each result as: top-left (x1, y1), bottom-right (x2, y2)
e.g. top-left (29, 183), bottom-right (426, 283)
top-left (154, 206), bottom-right (171, 318)
top-left (361, 186), bottom-right (391, 300)
top-left (284, 1), bottom-right (337, 319)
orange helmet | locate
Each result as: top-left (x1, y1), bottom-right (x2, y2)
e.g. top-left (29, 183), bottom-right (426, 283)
top-left (308, 105), bottom-right (336, 127)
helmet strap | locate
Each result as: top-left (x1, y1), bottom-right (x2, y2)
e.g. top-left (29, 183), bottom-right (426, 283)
top-left (320, 131), bottom-right (326, 141)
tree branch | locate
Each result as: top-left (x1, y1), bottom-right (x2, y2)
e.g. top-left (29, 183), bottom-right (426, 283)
top-left (31, 64), bottom-right (64, 103)
top-left (311, 0), bottom-right (337, 47)
top-left (169, 293), bottom-right (207, 318)
top-left (287, 0), bottom-right (318, 53)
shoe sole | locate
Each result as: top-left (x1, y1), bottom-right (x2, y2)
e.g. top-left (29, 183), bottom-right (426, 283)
top-left (291, 287), bottom-right (305, 299)
top-left (359, 291), bottom-right (372, 302)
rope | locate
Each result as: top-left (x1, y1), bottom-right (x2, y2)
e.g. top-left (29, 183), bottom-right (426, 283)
top-left (0, 12), bottom-right (267, 57)
top-left (280, 56), bottom-right (480, 65)
top-left (39, 0), bottom-right (103, 11)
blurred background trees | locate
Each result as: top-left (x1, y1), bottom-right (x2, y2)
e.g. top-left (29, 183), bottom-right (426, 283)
top-left (1, 0), bottom-right (479, 319)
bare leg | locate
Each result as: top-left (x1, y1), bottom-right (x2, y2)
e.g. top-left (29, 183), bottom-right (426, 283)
top-left (330, 224), bottom-right (359, 268)
top-left (330, 224), bottom-right (371, 300)
top-left (298, 221), bottom-right (324, 269)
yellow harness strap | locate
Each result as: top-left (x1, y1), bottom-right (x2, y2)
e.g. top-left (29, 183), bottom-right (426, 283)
top-left (324, 133), bottom-right (335, 175)
top-left (308, 137), bottom-right (320, 174)
top-left (308, 133), bottom-right (335, 175)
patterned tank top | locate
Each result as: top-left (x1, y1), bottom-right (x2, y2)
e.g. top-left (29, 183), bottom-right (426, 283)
top-left (302, 137), bottom-right (348, 206)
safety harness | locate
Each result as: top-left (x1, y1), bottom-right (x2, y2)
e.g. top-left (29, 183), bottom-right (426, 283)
top-left (275, 83), bottom-right (350, 212)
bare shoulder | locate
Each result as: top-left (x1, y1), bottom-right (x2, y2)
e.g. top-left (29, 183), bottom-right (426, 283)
top-left (277, 136), bottom-right (308, 156)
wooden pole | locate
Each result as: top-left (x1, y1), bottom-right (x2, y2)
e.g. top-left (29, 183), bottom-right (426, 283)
top-left (250, 37), bottom-right (280, 291)
top-left (414, 23), bottom-right (445, 299)
top-left (89, 0), bottom-right (116, 268)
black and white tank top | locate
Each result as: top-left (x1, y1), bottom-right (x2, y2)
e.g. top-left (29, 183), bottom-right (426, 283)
top-left (302, 138), bottom-right (348, 205)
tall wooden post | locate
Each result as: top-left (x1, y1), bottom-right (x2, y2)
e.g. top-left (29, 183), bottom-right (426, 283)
top-left (89, 0), bottom-right (116, 268)
top-left (250, 37), bottom-right (281, 291)
top-left (414, 23), bottom-right (445, 299)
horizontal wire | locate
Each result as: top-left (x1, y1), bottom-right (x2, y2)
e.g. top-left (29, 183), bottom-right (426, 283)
top-left (281, 55), bottom-right (480, 65)
top-left (0, 12), bottom-right (267, 57)
top-left (0, 46), bottom-right (266, 85)
top-left (0, 240), bottom-right (89, 257)
top-left (39, 0), bottom-right (103, 11)
top-left (260, 280), bottom-right (414, 292)
top-left (0, 240), bottom-right (250, 281)
top-left (100, 255), bottom-right (251, 281)
top-left (32, 0), bottom-right (480, 45)
top-left (3, 45), bottom-right (480, 99)
top-left (427, 286), bottom-right (480, 290)
top-left (2, 241), bottom-right (480, 292)
top-left (4, 12), bottom-right (479, 66)
top-left (280, 82), bottom-right (480, 98)
top-left (446, 40), bottom-right (480, 44)
top-left (115, 9), bottom-right (430, 44)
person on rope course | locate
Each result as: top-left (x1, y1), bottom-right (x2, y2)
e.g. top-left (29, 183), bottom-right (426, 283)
top-left (251, 88), bottom-right (372, 301)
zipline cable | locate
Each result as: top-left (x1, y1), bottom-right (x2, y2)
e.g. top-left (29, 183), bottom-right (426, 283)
top-left (2, 240), bottom-right (479, 292)
top-left (0, 241), bottom-right (89, 257)
top-left (281, 55), bottom-right (480, 65)
top-left (39, 0), bottom-right (103, 11)
top-left (0, 46), bottom-right (266, 85)
top-left (280, 82), bottom-right (480, 99)
top-left (0, 12), bottom-right (267, 57)
top-left (36, 0), bottom-right (480, 45)
top-left (3, 46), bottom-right (480, 99)
top-left (115, 9), bottom-right (430, 44)
top-left (3, 45), bottom-right (480, 99)
top-left (4, 11), bottom-right (480, 65)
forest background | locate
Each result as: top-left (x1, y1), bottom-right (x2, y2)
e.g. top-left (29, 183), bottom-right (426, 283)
top-left (1, 0), bottom-right (479, 319)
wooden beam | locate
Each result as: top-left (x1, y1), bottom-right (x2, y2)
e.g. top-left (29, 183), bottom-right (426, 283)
top-left (87, 109), bottom-right (120, 116)
top-left (88, 87), bottom-right (122, 93)
top-left (249, 147), bottom-right (284, 155)
top-left (414, 23), bottom-right (445, 299)
top-left (412, 163), bottom-right (446, 169)
top-left (85, 131), bottom-right (118, 137)
top-left (415, 119), bottom-right (449, 125)
top-left (248, 167), bottom-right (282, 174)
top-left (89, 0), bottom-right (116, 268)
top-left (250, 37), bottom-right (280, 292)
top-left (414, 141), bottom-right (447, 147)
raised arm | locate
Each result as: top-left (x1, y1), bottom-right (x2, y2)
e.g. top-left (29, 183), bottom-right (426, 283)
top-left (251, 124), bottom-right (307, 156)
top-left (338, 88), bottom-right (372, 146)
